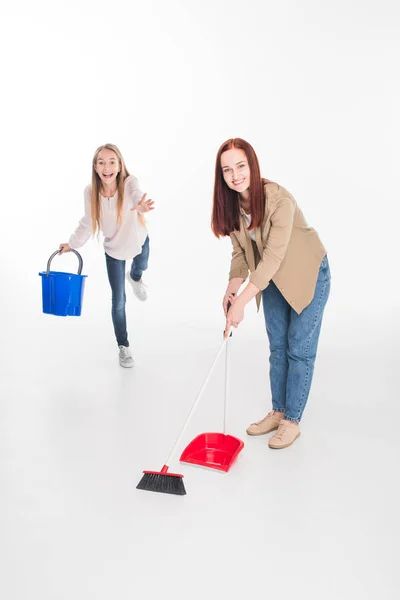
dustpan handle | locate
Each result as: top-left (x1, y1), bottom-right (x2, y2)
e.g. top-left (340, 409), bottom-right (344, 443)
top-left (164, 336), bottom-right (228, 468)
top-left (46, 249), bottom-right (84, 276)
top-left (223, 296), bottom-right (234, 435)
top-left (223, 335), bottom-right (231, 435)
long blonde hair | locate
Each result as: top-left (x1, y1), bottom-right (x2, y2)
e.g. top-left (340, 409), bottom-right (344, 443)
top-left (91, 143), bottom-right (130, 235)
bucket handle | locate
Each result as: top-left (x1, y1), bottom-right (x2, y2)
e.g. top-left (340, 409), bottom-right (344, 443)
top-left (46, 249), bottom-right (83, 276)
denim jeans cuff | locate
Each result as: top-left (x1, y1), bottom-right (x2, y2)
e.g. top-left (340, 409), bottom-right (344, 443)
top-left (283, 415), bottom-right (300, 423)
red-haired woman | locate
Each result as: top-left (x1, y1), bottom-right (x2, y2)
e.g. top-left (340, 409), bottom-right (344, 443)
top-left (59, 144), bottom-right (154, 368)
top-left (212, 138), bottom-right (330, 449)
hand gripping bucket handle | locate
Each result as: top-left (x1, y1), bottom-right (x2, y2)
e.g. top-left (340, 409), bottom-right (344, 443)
top-left (46, 248), bottom-right (83, 276)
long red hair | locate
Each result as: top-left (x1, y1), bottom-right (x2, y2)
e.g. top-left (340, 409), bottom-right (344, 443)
top-left (211, 138), bottom-right (267, 238)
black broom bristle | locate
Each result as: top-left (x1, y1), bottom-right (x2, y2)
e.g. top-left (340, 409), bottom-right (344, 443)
top-left (136, 472), bottom-right (187, 495)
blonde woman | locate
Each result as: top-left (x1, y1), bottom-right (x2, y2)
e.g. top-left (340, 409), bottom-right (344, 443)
top-left (59, 143), bottom-right (154, 367)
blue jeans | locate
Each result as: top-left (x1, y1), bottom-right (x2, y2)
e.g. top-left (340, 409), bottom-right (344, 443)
top-left (105, 236), bottom-right (150, 347)
top-left (262, 255), bottom-right (331, 422)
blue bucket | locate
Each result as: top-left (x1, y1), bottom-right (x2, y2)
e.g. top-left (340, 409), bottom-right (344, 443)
top-left (39, 249), bottom-right (87, 316)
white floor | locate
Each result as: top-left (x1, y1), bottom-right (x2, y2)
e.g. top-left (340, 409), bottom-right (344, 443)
top-left (1, 286), bottom-right (399, 600)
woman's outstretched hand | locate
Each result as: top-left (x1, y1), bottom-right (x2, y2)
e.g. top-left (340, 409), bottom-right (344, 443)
top-left (131, 193), bottom-right (155, 213)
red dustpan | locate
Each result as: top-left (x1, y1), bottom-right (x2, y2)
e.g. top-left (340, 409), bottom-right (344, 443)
top-left (180, 331), bottom-right (244, 472)
top-left (180, 432), bottom-right (243, 472)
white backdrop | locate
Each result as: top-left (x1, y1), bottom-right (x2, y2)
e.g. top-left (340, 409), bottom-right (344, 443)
top-left (0, 0), bottom-right (399, 355)
top-left (1, 3), bottom-right (400, 599)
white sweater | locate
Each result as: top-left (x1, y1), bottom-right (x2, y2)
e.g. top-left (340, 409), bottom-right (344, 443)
top-left (69, 175), bottom-right (148, 260)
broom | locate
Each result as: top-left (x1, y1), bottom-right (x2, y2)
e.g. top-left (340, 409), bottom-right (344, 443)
top-left (137, 299), bottom-right (234, 496)
top-left (136, 465), bottom-right (186, 496)
top-left (136, 337), bottom-right (227, 495)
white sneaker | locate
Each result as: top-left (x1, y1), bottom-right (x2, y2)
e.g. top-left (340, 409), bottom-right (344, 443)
top-left (126, 272), bottom-right (148, 301)
top-left (118, 345), bottom-right (135, 368)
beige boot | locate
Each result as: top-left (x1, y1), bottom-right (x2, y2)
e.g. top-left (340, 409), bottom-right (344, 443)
top-left (246, 411), bottom-right (284, 436)
top-left (268, 419), bottom-right (300, 449)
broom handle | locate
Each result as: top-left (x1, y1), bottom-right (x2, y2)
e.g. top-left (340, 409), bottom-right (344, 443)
top-left (164, 336), bottom-right (228, 467)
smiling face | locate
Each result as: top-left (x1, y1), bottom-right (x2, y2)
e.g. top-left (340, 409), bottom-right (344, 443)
top-left (94, 148), bottom-right (120, 186)
top-left (220, 148), bottom-right (250, 195)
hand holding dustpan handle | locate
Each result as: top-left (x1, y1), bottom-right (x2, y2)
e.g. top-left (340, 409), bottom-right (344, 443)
top-left (46, 249), bottom-right (84, 276)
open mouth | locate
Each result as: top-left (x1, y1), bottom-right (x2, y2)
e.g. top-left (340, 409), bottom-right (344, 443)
top-left (233, 179), bottom-right (245, 186)
top-left (103, 173), bottom-right (114, 179)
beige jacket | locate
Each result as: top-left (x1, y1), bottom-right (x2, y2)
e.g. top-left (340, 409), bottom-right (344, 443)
top-left (229, 182), bottom-right (327, 314)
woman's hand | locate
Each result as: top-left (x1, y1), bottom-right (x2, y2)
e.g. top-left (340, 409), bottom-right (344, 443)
top-left (131, 193), bottom-right (155, 213)
top-left (59, 243), bottom-right (71, 255)
top-left (222, 277), bottom-right (244, 315)
top-left (224, 300), bottom-right (245, 339)
top-left (223, 281), bottom-right (260, 338)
